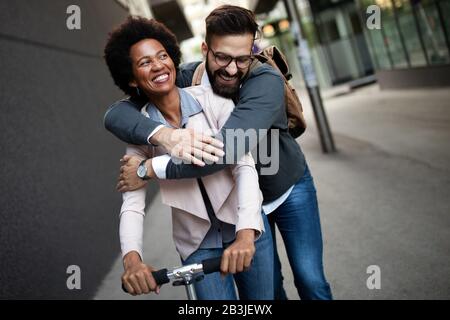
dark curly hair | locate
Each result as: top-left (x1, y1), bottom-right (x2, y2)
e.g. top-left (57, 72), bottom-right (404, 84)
top-left (104, 16), bottom-right (181, 97)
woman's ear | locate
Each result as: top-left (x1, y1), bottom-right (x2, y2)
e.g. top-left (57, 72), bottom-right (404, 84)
top-left (201, 42), bottom-right (208, 59)
top-left (128, 80), bottom-right (137, 88)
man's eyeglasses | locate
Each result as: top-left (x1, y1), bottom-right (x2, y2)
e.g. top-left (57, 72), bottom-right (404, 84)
top-left (208, 48), bottom-right (254, 69)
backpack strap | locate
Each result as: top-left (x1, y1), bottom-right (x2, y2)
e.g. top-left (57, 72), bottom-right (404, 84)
top-left (254, 45), bottom-right (306, 138)
top-left (191, 62), bottom-right (205, 86)
top-left (249, 56), bottom-right (265, 73)
top-left (260, 46), bottom-right (292, 80)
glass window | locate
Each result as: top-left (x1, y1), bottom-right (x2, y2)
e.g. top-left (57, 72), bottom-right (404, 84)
top-left (439, 0), bottom-right (450, 46)
top-left (413, 0), bottom-right (450, 65)
top-left (394, 0), bottom-right (427, 67)
top-left (358, 0), bottom-right (392, 69)
top-left (376, 0), bottom-right (409, 68)
top-left (319, 19), bottom-right (341, 42)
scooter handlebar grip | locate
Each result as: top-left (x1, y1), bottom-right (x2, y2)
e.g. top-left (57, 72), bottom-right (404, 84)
top-left (202, 257), bottom-right (222, 275)
top-left (152, 268), bottom-right (170, 286)
top-left (121, 268), bottom-right (169, 293)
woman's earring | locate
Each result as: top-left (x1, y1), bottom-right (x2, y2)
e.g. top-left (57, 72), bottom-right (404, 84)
top-left (136, 87), bottom-right (140, 96)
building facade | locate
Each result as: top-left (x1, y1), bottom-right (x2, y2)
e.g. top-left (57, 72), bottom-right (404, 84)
top-left (357, 0), bottom-right (450, 88)
top-left (255, 0), bottom-right (450, 89)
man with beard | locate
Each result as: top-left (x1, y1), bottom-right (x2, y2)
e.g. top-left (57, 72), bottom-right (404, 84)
top-left (106, 5), bottom-right (333, 300)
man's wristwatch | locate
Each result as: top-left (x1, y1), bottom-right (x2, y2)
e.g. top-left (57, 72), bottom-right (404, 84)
top-left (137, 159), bottom-right (151, 180)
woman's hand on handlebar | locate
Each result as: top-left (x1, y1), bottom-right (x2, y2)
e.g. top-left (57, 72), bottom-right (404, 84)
top-left (122, 251), bottom-right (160, 295)
top-left (221, 229), bottom-right (256, 275)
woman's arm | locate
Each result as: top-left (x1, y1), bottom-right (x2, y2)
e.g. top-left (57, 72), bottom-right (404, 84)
top-left (119, 145), bottom-right (149, 260)
top-left (120, 190), bottom-right (146, 260)
top-left (219, 152), bottom-right (264, 274)
top-left (120, 190), bottom-right (160, 295)
top-left (231, 152), bottom-right (264, 238)
top-left (119, 145), bottom-right (160, 295)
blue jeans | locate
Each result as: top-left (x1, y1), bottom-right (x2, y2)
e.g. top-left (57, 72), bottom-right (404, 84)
top-left (268, 164), bottom-right (333, 300)
top-left (181, 212), bottom-right (274, 300)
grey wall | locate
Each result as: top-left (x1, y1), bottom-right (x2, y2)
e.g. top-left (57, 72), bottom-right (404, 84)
top-left (0, 0), bottom-right (156, 299)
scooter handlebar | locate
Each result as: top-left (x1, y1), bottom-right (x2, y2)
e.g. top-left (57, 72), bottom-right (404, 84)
top-left (201, 256), bottom-right (222, 275)
top-left (121, 256), bottom-right (222, 293)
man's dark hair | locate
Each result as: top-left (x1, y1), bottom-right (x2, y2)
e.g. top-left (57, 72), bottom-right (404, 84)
top-left (104, 16), bottom-right (181, 97)
top-left (205, 5), bottom-right (259, 45)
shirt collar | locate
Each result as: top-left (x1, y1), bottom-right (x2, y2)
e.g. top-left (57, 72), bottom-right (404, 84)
top-left (201, 70), bottom-right (211, 87)
top-left (144, 88), bottom-right (203, 128)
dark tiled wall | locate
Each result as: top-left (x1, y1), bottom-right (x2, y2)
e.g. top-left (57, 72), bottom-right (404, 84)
top-left (0, 0), bottom-right (157, 299)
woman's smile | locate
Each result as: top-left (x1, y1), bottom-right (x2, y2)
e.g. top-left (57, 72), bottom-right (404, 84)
top-left (152, 73), bottom-right (170, 84)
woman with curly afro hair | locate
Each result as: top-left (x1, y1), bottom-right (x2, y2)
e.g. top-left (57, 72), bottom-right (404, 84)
top-left (103, 16), bottom-right (273, 300)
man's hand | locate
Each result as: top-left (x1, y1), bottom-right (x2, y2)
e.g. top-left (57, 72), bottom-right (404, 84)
top-left (151, 127), bottom-right (225, 166)
top-left (220, 229), bottom-right (256, 275)
top-left (121, 251), bottom-right (160, 295)
top-left (116, 155), bottom-right (152, 193)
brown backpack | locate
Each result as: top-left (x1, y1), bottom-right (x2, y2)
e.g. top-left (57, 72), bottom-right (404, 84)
top-left (191, 45), bottom-right (306, 138)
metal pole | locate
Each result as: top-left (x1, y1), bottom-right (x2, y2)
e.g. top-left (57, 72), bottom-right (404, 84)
top-left (283, 0), bottom-right (336, 153)
top-left (183, 275), bottom-right (198, 300)
top-left (185, 282), bottom-right (197, 300)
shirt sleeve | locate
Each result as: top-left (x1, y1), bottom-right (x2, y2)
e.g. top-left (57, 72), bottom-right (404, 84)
top-left (104, 99), bottom-right (165, 146)
top-left (231, 153), bottom-right (264, 240)
top-left (151, 154), bottom-right (171, 179)
top-left (118, 145), bottom-right (149, 260)
top-left (120, 208), bottom-right (145, 260)
top-left (147, 125), bottom-right (165, 145)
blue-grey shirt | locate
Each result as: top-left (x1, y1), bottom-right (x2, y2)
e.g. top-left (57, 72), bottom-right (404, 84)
top-left (144, 88), bottom-right (236, 248)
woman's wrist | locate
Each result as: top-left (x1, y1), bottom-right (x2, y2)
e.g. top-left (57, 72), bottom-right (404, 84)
top-left (123, 251), bottom-right (142, 269)
top-left (236, 229), bottom-right (256, 242)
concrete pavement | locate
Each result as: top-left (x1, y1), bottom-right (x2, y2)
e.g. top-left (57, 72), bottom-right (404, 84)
top-left (301, 84), bottom-right (450, 299)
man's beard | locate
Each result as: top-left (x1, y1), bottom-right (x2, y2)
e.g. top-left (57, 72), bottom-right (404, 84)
top-left (205, 58), bottom-right (247, 100)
